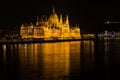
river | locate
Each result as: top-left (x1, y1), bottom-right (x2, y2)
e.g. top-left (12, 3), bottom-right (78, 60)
top-left (0, 40), bottom-right (120, 80)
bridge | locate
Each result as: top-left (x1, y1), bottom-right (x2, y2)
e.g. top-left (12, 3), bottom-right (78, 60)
top-left (105, 20), bottom-right (120, 24)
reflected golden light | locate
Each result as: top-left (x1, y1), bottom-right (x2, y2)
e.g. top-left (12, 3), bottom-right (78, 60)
top-left (69, 41), bottom-right (81, 73)
top-left (17, 42), bottom-right (70, 79)
top-left (24, 44), bottom-right (27, 57)
top-left (0, 41), bottom-right (96, 79)
top-left (104, 42), bottom-right (110, 65)
top-left (42, 42), bottom-right (70, 79)
top-left (90, 41), bottom-right (94, 64)
top-left (0, 38), bottom-right (98, 80)
top-left (81, 40), bottom-right (94, 68)
top-left (3, 45), bottom-right (6, 63)
top-left (10, 45), bottom-right (13, 56)
top-left (33, 44), bottom-right (38, 67)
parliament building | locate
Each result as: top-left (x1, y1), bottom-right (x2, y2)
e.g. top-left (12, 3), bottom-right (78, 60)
top-left (20, 6), bottom-right (81, 40)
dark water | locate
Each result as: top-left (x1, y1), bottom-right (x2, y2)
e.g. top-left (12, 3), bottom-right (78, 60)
top-left (0, 40), bottom-right (120, 80)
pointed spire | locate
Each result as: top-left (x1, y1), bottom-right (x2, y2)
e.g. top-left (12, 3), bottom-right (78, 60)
top-left (21, 23), bottom-right (24, 27)
top-left (65, 14), bottom-right (70, 29)
top-left (53, 5), bottom-right (55, 13)
top-left (45, 16), bottom-right (47, 21)
top-left (40, 16), bottom-right (44, 21)
top-left (37, 16), bottom-right (39, 22)
top-left (66, 14), bottom-right (69, 24)
top-left (36, 16), bottom-right (39, 25)
top-left (60, 14), bottom-right (63, 23)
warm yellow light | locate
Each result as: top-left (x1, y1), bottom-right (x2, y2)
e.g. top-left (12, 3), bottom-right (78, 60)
top-left (3, 45), bottom-right (6, 63)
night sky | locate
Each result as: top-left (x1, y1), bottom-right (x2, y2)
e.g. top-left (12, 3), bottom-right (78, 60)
top-left (0, 0), bottom-right (120, 33)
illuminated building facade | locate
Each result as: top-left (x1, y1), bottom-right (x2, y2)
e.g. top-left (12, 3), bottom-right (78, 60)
top-left (20, 6), bottom-right (81, 40)
top-left (98, 30), bottom-right (120, 39)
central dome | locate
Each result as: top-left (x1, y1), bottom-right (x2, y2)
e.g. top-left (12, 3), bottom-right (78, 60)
top-left (48, 7), bottom-right (59, 25)
top-left (48, 12), bottom-right (59, 24)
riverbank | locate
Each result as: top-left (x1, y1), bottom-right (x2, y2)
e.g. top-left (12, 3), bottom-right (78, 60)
top-left (0, 38), bottom-right (95, 45)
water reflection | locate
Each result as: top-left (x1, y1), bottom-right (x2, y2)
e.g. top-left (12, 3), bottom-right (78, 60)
top-left (3, 45), bottom-right (6, 64)
top-left (103, 40), bottom-right (120, 76)
top-left (17, 42), bottom-right (71, 79)
top-left (42, 42), bottom-right (70, 79)
top-left (1, 41), bottom-right (95, 80)
top-left (81, 41), bottom-right (94, 68)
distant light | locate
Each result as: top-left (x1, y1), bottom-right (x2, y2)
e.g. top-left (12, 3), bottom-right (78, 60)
top-left (105, 21), bottom-right (109, 24)
top-left (105, 21), bottom-right (120, 24)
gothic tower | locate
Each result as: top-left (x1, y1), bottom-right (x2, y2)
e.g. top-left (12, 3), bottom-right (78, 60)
top-left (66, 14), bottom-right (69, 25)
top-left (65, 14), bottom-right (70, 29)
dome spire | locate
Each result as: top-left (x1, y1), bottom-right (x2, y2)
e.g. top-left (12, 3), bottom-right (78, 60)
top-left (53, 5), bottom-right (55, 13)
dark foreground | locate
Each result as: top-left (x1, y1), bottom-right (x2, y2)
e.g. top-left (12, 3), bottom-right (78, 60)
top-left (0, 40), bottom-right (120, 80)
